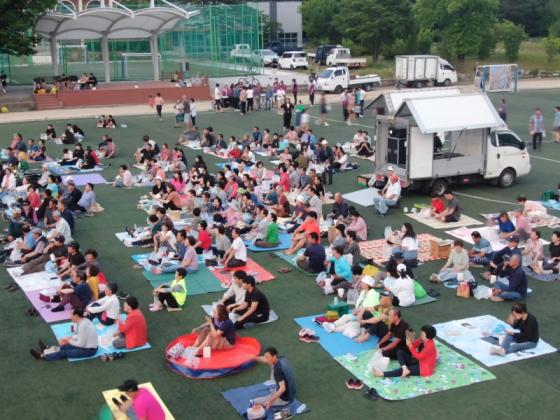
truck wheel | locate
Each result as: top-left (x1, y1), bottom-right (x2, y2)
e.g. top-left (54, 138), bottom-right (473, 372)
top-left (415, 81), bottom-right (424, 88)
top-left (334, 85), bottom-right (343, 94)
top-left (443, 79), bottom-right (451, 87)
top-left (497, 168), bottom-right (516, 188)
top-left (429, 179), bottom-right (447, 196)
top-left (364, 83), bottom-right (373, 91)
top-left (290, 65), bottom-right (295, 70)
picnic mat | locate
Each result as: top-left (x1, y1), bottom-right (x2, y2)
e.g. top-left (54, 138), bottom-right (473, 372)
top-left (47, 163), bottom-right (104, 175)
top-left (24, 289), bottom-right (73, 323)
top-left (143, 267), bottom-right (224, 294)
top-left (433, 315), bottom-right (557, 367)
top-left (411, 295), bottom-right (438, 306)
top-left (7, 268), bottom-right (63, 292)
top-left (62, 173), bottom-right (107, 186)
top-left (335, 342), bottom-right (496, 400)
top-left (202, 305), bottom-right (279, 325)
top-left (115, 232), bottom-right (134, 247)
top-left (210, 259), bottom-right (275, 284)
top-left (222, 383), bottom-right (309, 419)
top-left (541, 200), bottom-right (560, 210)
top-left (342, 188), bottom-right (377, 207)
top-left (294, 315), bottom-right (377, 358)
top-left (445, 226), bottom-right (550, 251)
top-left (273, 251), bottom-right (316, 277)
top-left (522, 266), bottom-right (560, 282)
top-left (102, 382), bottom-right (174, 420)
top-left (51, 316), bottom-right (151, 362)
top-left (245, 232), bottom-right (292, 252)
top-left (481, 211), bottom-right (560, 229)
top-left (405, 212), bottom-right (483, 229)
top-left (358, 233), bottom-right (446, 265)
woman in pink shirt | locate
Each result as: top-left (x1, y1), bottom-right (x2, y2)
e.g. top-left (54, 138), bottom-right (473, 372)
top-left (159, 143), bottom-right (171, 161)
top-left (116, 379), bottom-right (165, 420)
top-left (170, 172), bottom-right (186, 194)
top-left (513, 208), bottom-right (532, 242)
top-left (347, 208), bottom-right (367, 241)
top-left (154, 93), bottom-right (164, 120)
top-left (278, 165), bottom-right (290, 192)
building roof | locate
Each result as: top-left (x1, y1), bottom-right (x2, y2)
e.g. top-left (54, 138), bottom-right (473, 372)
top-left (35, 6), bottom-right (197, 40)
top-left (368, 87), bottom-right (461, 115)
top-left (396, 93), bottom-right (504, 134)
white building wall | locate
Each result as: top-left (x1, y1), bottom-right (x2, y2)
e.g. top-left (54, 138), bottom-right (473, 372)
top-left (248, 1), bottom-right (303, 46)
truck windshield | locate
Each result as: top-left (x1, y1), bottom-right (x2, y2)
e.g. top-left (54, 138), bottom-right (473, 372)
top-left (318, 70), bottom-right (333, 78)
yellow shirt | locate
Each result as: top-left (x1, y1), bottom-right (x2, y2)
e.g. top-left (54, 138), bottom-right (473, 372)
top-left (87, 276), bottom-right (99, 300)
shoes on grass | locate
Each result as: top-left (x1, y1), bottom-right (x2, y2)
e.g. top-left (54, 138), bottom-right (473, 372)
top-left (345, 378), bottom-right (364, 390)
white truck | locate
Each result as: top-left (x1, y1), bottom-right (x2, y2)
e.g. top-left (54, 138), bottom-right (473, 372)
top-left (316, 66), bottom-right (381, 93)
top-left (325, 48), bottom-right (367, 68)
top-left (373, 92), bottom-right (531, 195)
top-left (395, 55), bottom-right (458, 88)
top-left (230, 44), bottom-right (252, 60)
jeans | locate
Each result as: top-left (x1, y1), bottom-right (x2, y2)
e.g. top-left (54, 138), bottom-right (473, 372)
top-left (383, 349), bottom-right (421, 377)
top-left (373, 197), bottom-right (397, 214)
top-left (532, 132), bottom-right (542, 150)
top-left (160, 261), bottom-right (198, 274)
top-left (494, 280), bottom-right (523, 301)
top-left (361, 312), bottom-right (389, 338)
top-left (44, 344), bottom-right (97, 361)
top-left (501, 335), bottom-right (538, 354)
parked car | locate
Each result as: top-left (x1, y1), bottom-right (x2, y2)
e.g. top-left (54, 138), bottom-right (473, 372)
top-left (251, 49), bottom-right (279, 66)
top-left (316, 66), bottom-right (380, 93)
top-left (315, 44), bottom-right (341, 65)
top-left (265, 41), bottom-right (299, 56)
top-left (230, 44), bottom-right (252, 60)
top-left (278, 51), bottom-right (308, 70)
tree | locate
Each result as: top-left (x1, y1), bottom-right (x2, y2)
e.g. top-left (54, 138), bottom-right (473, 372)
top-left (0, 0), bottom-right (57, 56)
top-left (335, 0), bottom-right (413, 62)
top-left (543, 36), bottom-right (560, 63)
top-left (495, 20), bottom-right (526, 61)
top-left (301, 0), bottom-right (342, 44)
top-left (498, 0), bottom-right (556, 37)
top-left (414, 0), bottom-right (499, 65)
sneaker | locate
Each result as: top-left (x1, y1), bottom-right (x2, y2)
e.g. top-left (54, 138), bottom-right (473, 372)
top-left (166, 306), bottom-right (182, 312)
top-left (299, 334), bottom-right (320, 343)
top-left (38, 340), bottom-right (47, 352)
top-left (51, 305), bottom-right (65, 312)
top-left (363, 387), bottom-right (380, 401)
top-left (345, 378), bottom-right (356, 389)
top-left (30, 349), bottom-right (42, 360)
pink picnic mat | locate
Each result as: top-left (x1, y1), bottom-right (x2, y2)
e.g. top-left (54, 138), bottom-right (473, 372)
top-left (211, 258), bottom-right (275, 284)
top-left (359, 233), bottom-right (444, 266)
top-left (24, 290), bottom-right (73, 323)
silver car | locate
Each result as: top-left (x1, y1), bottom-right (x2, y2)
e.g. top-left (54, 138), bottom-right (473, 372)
top-left (252, 49), bottom-right (279, 66)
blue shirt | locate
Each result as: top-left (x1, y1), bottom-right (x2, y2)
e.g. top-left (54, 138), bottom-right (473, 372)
top-left (473, 237), bottom-right (492, 254)
top-left (330, 255), bottom-right (352, 281)
top-left (74, 282), bottom-right (92, 306)
top-left (496, 218), bottom-right (515, 234)
top-left (77, 191), bottom-right (96, 211)
top-left (505, 265), bottom-right (528, 298)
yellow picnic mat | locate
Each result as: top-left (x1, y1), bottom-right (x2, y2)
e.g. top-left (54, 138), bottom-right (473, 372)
top-left (102, 382), bottom-right (174, 420)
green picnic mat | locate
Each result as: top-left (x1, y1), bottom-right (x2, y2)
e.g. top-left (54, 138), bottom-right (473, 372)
top-left (142, 266), bottom-right (224, 295)
top-left (274, 251), bottom-right (317, 277)
top-left (411, 295), bottom-right (438, 306)
top-left (334, 342), bottom-right (495, 400)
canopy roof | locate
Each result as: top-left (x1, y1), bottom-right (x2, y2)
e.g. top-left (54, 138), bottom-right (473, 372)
top-left (368, 87), bottom-right (461, 115)
top-left (396, 93), bottom-right (504, 134)
top-left (35, 6), bottom-right (197, 40)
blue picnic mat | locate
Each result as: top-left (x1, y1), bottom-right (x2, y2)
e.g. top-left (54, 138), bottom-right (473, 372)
top-left (294, 315), bottom-right (377, 358)
top-left (222, 383), bottom-right (309, 419)
top-left (245, 233), bottom-right (292, 252)
top-left (523, 266), bottom-right (560, 282)
top-left (50, 315), bottom-right (151, 362)
top-left (541, 200), bottom-right (560, 210)
top-left (274, 251), bottom-right (317, 276)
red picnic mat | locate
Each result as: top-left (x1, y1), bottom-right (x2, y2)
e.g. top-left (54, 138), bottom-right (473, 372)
top-left (358, 233), bottom-right (444, 266)
top-left (210, 258), bottom-right (276, 284)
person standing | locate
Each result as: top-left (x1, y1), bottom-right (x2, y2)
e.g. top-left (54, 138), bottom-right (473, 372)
top-left (189, 98), bottom-right (197, 127)
top-left (154, 92), bottom-right (164, 121)
top-left (308, 78), bottom-right (316, 106)
top-left (213, 83), bottom-right (221, 112)
top-left (317, 92), bottom-right (329, 126)
top-left (358, 87), bottom-right (366, 117)
top-left (341, 90), bottom-right (349, 123)
top-left (553, 105), bottom-right (560, 143)
top-left (529, 107), bottom-right (545, 150)
top-left (291, 78), bottom-right (298, 103)
top-left (246, 85), bottom-right (254, 113)
top-left (239, 86), bottom-right (248, 115)
top-left (182, 95), bottom-right (191, 129)
top-left (498, 98), bottom-right (507, 123)
top-left (281, 98), bottom-right (294, 131)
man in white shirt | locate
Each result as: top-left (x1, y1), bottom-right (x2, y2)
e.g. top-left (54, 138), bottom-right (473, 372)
top-left (373, 174), bottom-right (401, 215)
top-left (247, 86), bottom-right (254, 112)
top-left (48, 210), bottom-right (73, 243)
top-left (214, 83), bottom-right (221, 111)
top-left (220, 270), bottom-right (247, 312)
top-left (86, 283), bottom-right (120, 325)
top-left (30, 308), bottom-right (99, 361)
top-left (223, 228), bottom-right (247, 268)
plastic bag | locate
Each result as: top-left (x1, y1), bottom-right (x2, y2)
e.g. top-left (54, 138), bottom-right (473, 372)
top-left (474, 285), bottom-right (492, 300)
top-left (346, 288), bottom-right (359, 305)
top-left (315, 271), bottom-right (327, 284)
top-left (367, 349), bottom-right (390, 372)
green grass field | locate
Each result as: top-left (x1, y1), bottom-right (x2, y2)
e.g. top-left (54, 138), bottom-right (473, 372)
top-left (1, 90), bottom-right (560, 419)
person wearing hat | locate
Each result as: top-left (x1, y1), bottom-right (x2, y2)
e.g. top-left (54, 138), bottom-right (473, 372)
top-left (6, 207), bottom-right (25, 241)
top-left (86, 283), bottom-right (120, 325)
top-left (316, 139), bottom-right (333, 185)
top-left (373, 173), bottom-right (401, 215)
top-left (488, 235), bottom-right (521, 275)
top-left (113, 379), bottom-right (165, 420)
top-left (113, 296), bottom-right (148, 350)
top-left (430, 239), bottom-right (472, 285)
top-left (384, 250), bottom-right (415, 288)
top-left (386, 263), bottom-right (415, 307)
top-left (491, 254), bottom-right (528, 301)
top-left (323, 276), bottom-right (380, 337)
top-left (20, 201), bottom-right (38, 226)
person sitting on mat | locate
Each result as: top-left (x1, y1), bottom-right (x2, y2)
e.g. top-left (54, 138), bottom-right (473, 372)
top-left (533, 230), bottom-right (560, 275)
top-left (374, 325), bottom-right (437, 378)
top-left (149, 268), bottom-right (187, 312)
top-left (522, 229), bottom-right (544, 270)
top-left (113, 296), bottom-right (148, 350)
top-left (233, 275), bottom-right (270, 329)
top-left (511, 208), bottom-right (532, 243)
top-left (254, 212), bottom-right (280, 248)
top-left (489, 303), bottom-right (540, 356)
top-left (373, 174), bottom-right (401, 215)
top-left (30, 308), bottom-right (98, 361)
top-left (469, 231), bottom-right (493, 267)
top-left (385, 264), bottom-right (415, 307)
top-left (436, 190), bottom-right (462, 223)
top-left (220, 270), bottom-right (247, 313)
top-left (355, 291), bottom-right (394, 343)
top-left (376, 308), bottom-right (412, 359)
top-left (296, 232), bottom-right (326, 274)
top-left (322, 245), bottom-right (353, 295)
top-left (284, 211), bottom-right (320, 255)
top-left (222, 228), bottom-right (247, 269)
top-left (495, 212), bottom-right (516, 239)
top-left (491, 254), bottom-right (528, 302)
top-left (86, 283), bottom-right (120, 326)
top-left (487, 235), bottom-right (521, 276)
top-left (252, 347), bottom-right (296, 409)
top-left (191, 304), bottom-right (236, 356)
top-left (51, 270), bottom-right (92, 313)
top-left (113, 379), bottom-right (165, 420)
top-left (430, 240), bottom-right (472, 284)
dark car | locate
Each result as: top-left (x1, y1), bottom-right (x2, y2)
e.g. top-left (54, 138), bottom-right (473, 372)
top-left (265, 41), bottom-right (299, 56)
top-left (315, 45), bottom-right (340, 65)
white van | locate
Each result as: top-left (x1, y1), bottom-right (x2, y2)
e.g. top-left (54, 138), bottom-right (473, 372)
top-left (278, 51), bottom-right (308, 70)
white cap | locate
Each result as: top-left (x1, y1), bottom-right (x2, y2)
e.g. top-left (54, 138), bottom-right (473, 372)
top-left (397, 263), bottom-right (407, 272)
top-left (321, 140), bottom-right (328, 145)
top-left (387, 165), bottom-right (394, 171)
top-left (361, 276), bottom-right (375, 287)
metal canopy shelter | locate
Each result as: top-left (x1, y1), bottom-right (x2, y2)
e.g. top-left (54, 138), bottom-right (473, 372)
top-left (34, 1), bottom-right (198, 82)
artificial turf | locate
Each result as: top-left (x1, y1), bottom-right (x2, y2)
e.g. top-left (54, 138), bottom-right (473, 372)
top-left (1, 89), bottom-right (559, 420)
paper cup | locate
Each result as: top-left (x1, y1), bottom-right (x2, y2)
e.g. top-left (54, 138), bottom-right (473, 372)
top-left (490, 275), bottom-right (497, 284)
top-left (457, 272), bottom-right (464, 282)
top-left (403, 207), bottom-right (409, 213)
top-left (203, 346), bottom-right (211, 358)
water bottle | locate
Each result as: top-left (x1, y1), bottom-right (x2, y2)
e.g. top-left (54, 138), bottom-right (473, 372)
top-left (333, 296), bottom-right (339, 305)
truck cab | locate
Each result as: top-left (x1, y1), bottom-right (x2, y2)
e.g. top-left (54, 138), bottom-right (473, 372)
top-left (230, 44), bottom-right (251, 59)
top-left (438, 59), bottom-right (458, 86)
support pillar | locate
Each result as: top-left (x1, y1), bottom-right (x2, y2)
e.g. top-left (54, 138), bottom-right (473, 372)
top-left (50, 36), bottom-right (59, 76)
top-left (101, 35), bottom-right (111, 83)
top-left (150, 32), bottom-right (160, 81)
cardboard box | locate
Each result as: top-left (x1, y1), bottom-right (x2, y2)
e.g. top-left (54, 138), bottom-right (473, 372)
top-left (430, 239), bottom-right (452, 259)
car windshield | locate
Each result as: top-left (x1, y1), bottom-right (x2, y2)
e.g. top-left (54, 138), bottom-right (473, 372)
top-left (318, 70), bottom-right (333, 78)
top-left (294, 52), bottom-right (306, 58)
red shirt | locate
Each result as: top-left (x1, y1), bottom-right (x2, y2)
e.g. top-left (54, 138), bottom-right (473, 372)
top-left (27, 191), bottom-right (41, 209)
top-left (118, 309), bottom-right (148, 349)
top-left (408, 339), bottom-right (437, 376)
top-left (279, 172), bottom-right (290, 192)
top-left (300, 218), bottom-right (321, 237)
top-left (197, 229), bottom-right (212, 250)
